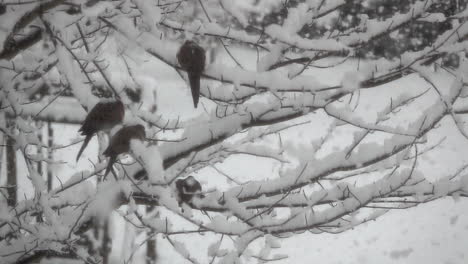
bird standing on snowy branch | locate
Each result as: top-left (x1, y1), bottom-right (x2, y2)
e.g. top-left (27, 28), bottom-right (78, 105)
top-left (103, 124), bottom-right (146, 177)
top-left (175, 176), bottom-right (202, 206)
top-left (76, 99), bottom-right (125, 161)
top-left (177, 40), bottom-right (206, 108)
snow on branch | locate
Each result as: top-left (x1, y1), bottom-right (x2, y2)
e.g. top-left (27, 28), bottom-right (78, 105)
top-left (1, 1), bottom-right (468, 263)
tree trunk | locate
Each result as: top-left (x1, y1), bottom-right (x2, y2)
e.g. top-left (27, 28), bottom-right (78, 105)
top-left (6, 135), bottom-right (16, 207)
top-left (36, 122), bottom-right (43, 223)
top-left (101, 221), bottom-right (111, 264)
top-left (146, 206), bottom-right (157, 264)
top-left (47, 121), bottom-right (53, 191)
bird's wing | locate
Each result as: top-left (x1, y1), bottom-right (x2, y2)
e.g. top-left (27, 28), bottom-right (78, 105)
top-left (195, 45), bottom-right (206, 71)
top-left (78, 104), bottom-right (102, 134)
top-left (177, 45), bottom-right (191, 68)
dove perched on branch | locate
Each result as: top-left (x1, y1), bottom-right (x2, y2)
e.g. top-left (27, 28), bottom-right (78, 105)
top-left (103, 124), bottom-right (146, 177)
top-left (76, 100), bottom-right (125, 161)
top-left (177, 40), bottom-right (206, 108)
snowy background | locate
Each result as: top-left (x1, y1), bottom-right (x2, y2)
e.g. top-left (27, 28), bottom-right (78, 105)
top-left (1, 0), bottom-right (468, 263)
top-left (6, 46), bottom-right (467, 264)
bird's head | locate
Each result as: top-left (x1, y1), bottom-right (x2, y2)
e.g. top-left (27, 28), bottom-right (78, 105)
top-left (184, 40), bottom-right (196, 46)
top-left (133, 124), bottom-right (146, 140)
top-left (175, 176), bottom-right (202, 205)
top-left (115, 100), bottom-right (125, 120)
top-left (184, 176), bottom-right (202, 193)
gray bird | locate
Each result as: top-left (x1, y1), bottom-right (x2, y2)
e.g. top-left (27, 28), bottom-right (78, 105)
top-left (177, 40), bottom-right (206, 108)
top-left (76, 100), bottom-right (125, 161)
top-left (103, 124), bottom-right (146, 177)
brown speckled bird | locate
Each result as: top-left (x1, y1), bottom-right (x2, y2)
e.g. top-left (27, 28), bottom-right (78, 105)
top-left (103, 124), bottom-right (146, 177)
top-left (177, 40), bottom-right (206, 108)
top-left (76, 100), bottom-right (125, 162)
top-left (175, 176), bottom-right (202, 206)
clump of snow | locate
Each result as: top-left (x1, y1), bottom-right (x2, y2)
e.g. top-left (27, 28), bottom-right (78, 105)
top-left (92, 181), bottom-right (132, 222)
top-left (133, 0), bottom-right (162, 35)
top-left (55, 43), bottom-right (98, 109)
top-left (257, 44), bottom-right (283, 72)
top-left (207, 215), bottom-right (249, 234)
top-left (81, 1), bottom-right (114, 18)
top-left (30, 169), bottom-right (47, 192)
top-left (171, 239), bottom-right (191, 260)
top-left (130, 139), bottom-right (164, 184)
top-left (220, 0), bottom-right (249, 27)
top-left (208, 240), bottom-right (224, 257)
top-left (341, 71), bottom-right (363, 92)
top-left (418, 13), bottom-right (446, 22)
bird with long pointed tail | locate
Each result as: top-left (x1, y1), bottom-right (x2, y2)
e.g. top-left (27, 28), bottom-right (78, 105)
top-left (76, 100), bottom-right (125, 162)
top-left (177, 40), bottom-right (206, 108)
top-left (102, 124), bottom-right (146, 177)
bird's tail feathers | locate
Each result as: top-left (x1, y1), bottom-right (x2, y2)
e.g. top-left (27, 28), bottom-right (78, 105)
top-left (103, 146), bottom-right (111, 157)
top-left (104, 155), bottom-right (116, 177)
top-left (188, 72), bottom-right (200, 108)
top-left (76, 135), bottom-right (92, 162)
